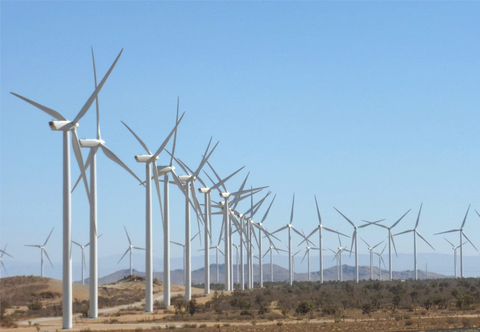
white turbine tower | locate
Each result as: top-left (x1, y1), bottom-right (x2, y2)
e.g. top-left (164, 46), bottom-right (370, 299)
top-left (334, 208), bottom-right (376, 283)
top-left (71, 49), bottom-right (142, 318)
top-left (301, 196), bottom-right (349, 283)
top-left (122, 114), bottom-right (184, 312)
top-left (72, 234), bottom-right (102, 285)
top-left (394, 204), bottom-right (435, 280)
top-left (434, 205), bottom-right (477, 278)
top-left (291, 250), bottom-right (301, 281)
top-left (262, 245), bottom-right (287, 282)
top-left (25, 228), bottom-right (55, 277)
top-left (444, 238), bottom-right (467, 279)
top-left (171, 232), bottom-right (200, 286)
top-left (271, 194), bottom-right (308, 285)
top-left (360, 238), bottom-right (384, 280)
top-left (12, 49), bottom-right (122, 329)
top-left (118, 226), bottom-right (145, 276)
top-left (374, 244), bottom-right (387, 280)
top-left (0, 244), bottom-right (14, 276)
top-left (363, 209), bottom-right (410, 281)
top-left (208, 245), bottom-right (224, 283)
top-left (300, 243), bottom-right (316, 282)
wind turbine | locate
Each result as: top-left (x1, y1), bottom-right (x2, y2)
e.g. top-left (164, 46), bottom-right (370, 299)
top-left (334, 208), bottom-right (377, 282)
top-left (171, 232), bottom-right (200, 286)
top-left (12, 49), bottom-right (122, 329)
top-left (197, 165), bottom-right (244, 294)
top-left (331, 234), bottom-right (351, 282)
top-left (262, 245), bottom-right (287, 282)
top-left (300, 242), bottom-right (316, 282)
top-left (121, 113), bottom-right (185, 312)
top-left (363, 209), bottom-right (410, 280)
top-left (271, 194), bottom-right (307, 285)
top-left (208, 245), bottom-right (224, 283)
top-left (434, 205), bottom-right (477, 278)
top-left (71, 49), bottom-right (142, 318)
top-left (394, 204), bottom-right (435, 280)
top-left (118, 226), bottom-right (145, 276)
top-left (444, 238), bottom-right (467, 279)
top-left (360, 238), bottom-right (384, 280)
top-left (253, 194), bottom-right (278, 288)
top-left (291, 250), bottom-right (301, 281)
top-left (374, 244), bottom-right (387, 280)
top-left (206, 163), bottom-right (267, 291)
top-left (170, 141), bottom-right (219, 301)
top-left (25, 228), bottom-right (55, 277)
top-left (72, 234), bottom-right (102, 285)
top-left (0, 244), bottom-right (13, 276)
top-left (301, 196), bottom-right (349, 283)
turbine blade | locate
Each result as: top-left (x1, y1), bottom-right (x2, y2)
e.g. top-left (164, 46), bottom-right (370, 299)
top-left (100, 144), bottom-right (143, 184)
top-left (391, 233), bottom-right (398, 257)
top-left (289, 194), bottom-right (295, 225)
top-left (444, 238), bottom-right (455, 247)
top-left (361, 238), bottom-right (370, 248)
top-left (394, 229), bottom-right (413, 236)
top-left (72, 130), bottom-right (91, 201)
top-left (270, 225), bottom-right (288, 236)
top-left (210, 166), bottom-right (245, 193)
top-left (372, 240), bottom-right (384, 250)
top-left (152, 161), bottom-right (165, 226)
top-left (260, 195), bottom-right (276, 224)
top-left (44, 227), bottom-right (55, 246)
top-left (434, 229), bottom-right (459, 235)
top-left (391, 209), bottom-right (412, 229)
top-left (461, 205), bottom-right (471, 229)
top-left (414, 203), bottom-right (423, 229)
top-left (124, 225), bottom-right (132, 245)
top-left (323, 227), bottom-right (350, 238)
top-left (71, 147), bottom-right (97, 193)
top-left (44, 249), bottom-right (54, 267)
top-left (117, 248), bottom-right (130, 264)
top-left (333, 207), bottom-right (355, 228)
top-left (206, 160), bottom-right (226, 192)
top-left (0, 260), bottom-right (8, 275)
top-left (121, 121), bottom-right (151, 154)
top-left (462, 231), bottom-right (478, 252)
top-left (151, 113), bottom-right (185, 161)
top-left (10, 93), bottom-right (66, 120)
top-left (72, 240), bottom-right (82, 248)
top-left (71, 49), bottom-right (123, 125)
top-left (170, 98), bottom-right (179, 167)
top-left (230, 172), bottom-right (250, 210)
top-left (91, 47), bottom-right (101, 140)
top-left (314, 195), bottom-right (322, 225)
top-left (416, 231), bottom-right (435, 251)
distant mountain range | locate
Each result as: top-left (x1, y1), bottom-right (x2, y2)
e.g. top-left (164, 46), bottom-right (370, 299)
top-left (80, 263), bottom-right (446, 285)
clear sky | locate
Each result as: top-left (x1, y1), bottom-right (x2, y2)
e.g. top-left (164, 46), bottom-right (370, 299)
top-left (1, 1), bottom-right (479, 278)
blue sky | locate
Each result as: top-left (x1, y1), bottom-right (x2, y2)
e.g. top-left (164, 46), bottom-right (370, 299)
top-left (1, 1), bottom-right (479, 278)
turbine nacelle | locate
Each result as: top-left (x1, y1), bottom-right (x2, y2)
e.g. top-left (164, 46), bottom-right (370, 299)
top-left (135, 155), bottom-right (159, 163)
top-left (178, 175), bottom-right (195, 182)
top-left (79, 139), bottom-right (105, 148)
top-left (198, 188), bottom-right (209, 193)
top-left (156, 165), bottom-right (175, 175)
top-left (49, 121), bottom-right (79, 131)
top-left (220, 192), bottom-right (230, 198)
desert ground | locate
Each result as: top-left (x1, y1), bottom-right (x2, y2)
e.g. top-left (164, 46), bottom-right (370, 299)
top-left (2, 276), bottom-right (480, 331)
